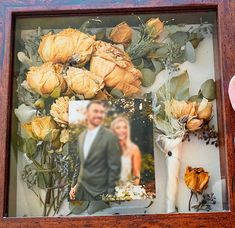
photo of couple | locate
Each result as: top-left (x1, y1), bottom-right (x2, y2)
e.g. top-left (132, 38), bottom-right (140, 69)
top-left (69, 99), bottom-right (155, 202)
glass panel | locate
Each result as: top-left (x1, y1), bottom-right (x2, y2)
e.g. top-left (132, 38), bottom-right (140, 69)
top-left (8, 10), bottom-right (228, 217)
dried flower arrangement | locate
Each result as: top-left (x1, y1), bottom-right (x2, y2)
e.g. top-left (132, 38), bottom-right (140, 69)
top-left (14, 15), bottom-right (216, 216)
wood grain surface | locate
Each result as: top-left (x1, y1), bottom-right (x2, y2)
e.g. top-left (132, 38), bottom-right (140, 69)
top-left (0, 0), bottom-right (235, 227)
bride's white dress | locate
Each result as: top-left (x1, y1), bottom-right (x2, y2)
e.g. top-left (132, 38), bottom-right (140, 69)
top-left (120, 154), bottom-right (132, 182)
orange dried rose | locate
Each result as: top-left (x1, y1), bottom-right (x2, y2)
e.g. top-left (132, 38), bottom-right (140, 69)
top-left (90, 41), bottom-right (142, 96)
top-left (26, 62), bottom-right (67, 97)
top-left (146, 18), bottom-right (164, 39)
top-left (38, 28), bottom-right (96, 65)
top-left (184, 166), bottom-right (209, 194)
top-left (109, 22), bottom-right (133, 45)
top-left (65, 67), bottom-right (104, 99)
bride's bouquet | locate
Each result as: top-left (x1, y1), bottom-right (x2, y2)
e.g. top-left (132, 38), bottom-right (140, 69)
top-left (102, 180), bottom-right (156, 201)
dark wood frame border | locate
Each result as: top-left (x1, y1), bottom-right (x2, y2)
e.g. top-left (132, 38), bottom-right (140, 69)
top-left (1, 0), bottom-right (235, 226)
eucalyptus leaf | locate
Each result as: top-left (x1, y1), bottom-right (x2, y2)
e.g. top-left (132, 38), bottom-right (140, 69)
top-left (110, 88), bottom-right (124, 98)
top-left (152, 60), bottom-right (163, 75)
top-left (23, 139), bottom-right (37, 159)
top-left (155, 46), bottom-right (169, 58)
top-left (184, 41), bottom-right (196, 63)
top-left (188, 95), bottom-right (202, 103)
top-left (170, 31), bottom-right (189, 47)
top-left (170, 70), bottom-right (190, 100)
top-left (132, 58), bottom-right (144, 69)
top-left (199, 79), bottom-right (216, 101)
top-left (93, 28), bottom-right (106, 40)
top-left (37, 172), bottom-right (49, 189)
top-left (143, 58), bottom-right (154, 69)
top-left (141, 68), bottom-right (156, 87)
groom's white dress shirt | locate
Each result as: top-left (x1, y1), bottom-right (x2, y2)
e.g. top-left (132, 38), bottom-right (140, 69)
top-left (83, 125), bottom-right (101, 160)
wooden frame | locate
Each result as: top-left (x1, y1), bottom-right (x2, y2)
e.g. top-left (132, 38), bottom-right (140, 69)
top-left (0, 0), bottom-right (235, 226)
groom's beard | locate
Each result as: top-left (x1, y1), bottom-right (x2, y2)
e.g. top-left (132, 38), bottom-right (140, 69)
top-left (88, 117), bottom-right (104, 128)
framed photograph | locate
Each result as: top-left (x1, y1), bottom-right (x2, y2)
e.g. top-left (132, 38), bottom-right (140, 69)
top-left (1, 0), bottom-right (235, 226)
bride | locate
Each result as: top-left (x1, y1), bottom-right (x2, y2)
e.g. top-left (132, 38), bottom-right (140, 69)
top-left (110, 116), bottom-right (141, 185)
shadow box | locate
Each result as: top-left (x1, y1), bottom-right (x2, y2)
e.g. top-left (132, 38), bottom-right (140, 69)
top-left (1, 0), bottom-right (235, 227)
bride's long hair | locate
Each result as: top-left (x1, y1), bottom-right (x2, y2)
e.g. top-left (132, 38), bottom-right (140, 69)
top-left (110, 116), bottom-right (132, 149)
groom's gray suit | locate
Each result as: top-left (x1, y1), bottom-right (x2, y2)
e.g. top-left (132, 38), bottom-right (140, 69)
top-left (73, 126), bottom-right (121, 201)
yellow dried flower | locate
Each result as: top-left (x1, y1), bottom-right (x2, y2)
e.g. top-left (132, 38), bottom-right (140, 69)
top-left (166, 99), bottom-right (197, 119)
top-left (38, 28), bottom-right (96, 65)
top-left (90, 41), bottom-right (142, 96)
top-left (186, 117), bottom-right (203, 131)
top-left (22, 116), bottom-right (59, 141)
top-left (65, 67), bottom-right (104, 99)
top-left (109, 22), bottom-right (133, 45)
top-left (26, 62), bottom-right (66, 97)
top-left (50, 96), bottom-right (75, 127)
top-left (60, 129), bottom-right (70, 144)
top-left (184, 166), bottom-right (209, 194)
top-left (197, 99), bottom-right (212, 120)
top-left (146, 18), bottom-right (164, 39)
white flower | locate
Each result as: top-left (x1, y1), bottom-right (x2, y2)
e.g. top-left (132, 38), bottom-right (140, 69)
top-left (14, 104), bottom-right (36, 123)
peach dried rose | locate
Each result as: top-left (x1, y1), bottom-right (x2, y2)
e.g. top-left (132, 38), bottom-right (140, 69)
top-left (50, 96), bottom-right (75, 127)
top-left (146, 18), bottom-right (164, 39)
top-left (165, 99), bottom-right (197, 119)
top-left (197, 99), bottom-right (213, 121)
top-left (186, 117), bottom-right (203, 131)
top-left (184, 166), bottom-right (209, 194)
top-left (38, 28), bottom-right (96, 65)
top-left (109, 22), bottom-right (133, 45)
top-left (26, 62), bottom-right (66, 97)
top-left (90, 41), bottom-right (142, 96)
top-left (65, 67), bottom-right (104, 99)
top-left (22, 116), bottom-right (59, 141)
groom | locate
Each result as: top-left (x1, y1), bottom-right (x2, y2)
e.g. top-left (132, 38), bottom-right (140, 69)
top-left (69, 100), bottom-right (121, 201)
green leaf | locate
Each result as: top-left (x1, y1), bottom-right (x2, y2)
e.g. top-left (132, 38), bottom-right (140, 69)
top-left (94, 28), bottom-right (106, 40)
top-left (152, 60), bottom-right (163, 75)
top-left (170, 31), bottom-right (189, 47)
top-left (37, 172), bottom-right (49, 189)
top-left (23, 138), bottom-right (37, 159)
top-left (110, 88), bottom-right (124, 98)
top-left (141, 68), bottom-right (156, 87)
top-left (170, 70), bottom-right (190, 100)
top-left (184, 41), bottom-right (196, 63)
top-left (188, 95), bottom-right (202, 103)
top-left (199, 79), bottom-right (216, 101)
top-left (132, 58), bottom-right (144, 69)
top-left (155, 45), bottom-right (169, 59)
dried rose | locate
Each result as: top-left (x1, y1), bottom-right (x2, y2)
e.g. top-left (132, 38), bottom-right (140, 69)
top-left (60, 129), bottom-right (70, 144)
top-left (65, 67), bottom-right (104, 99)
top-left (146, 18), bottom-right (164, 39)
top-left (50, 96), bottom-right (75, 127)
top-left (94, 90), bottom-right (112, 100)
top-left (165, 99), bottom-right (197, 119)
top-left (22, 116), bottom-right (60, 141)
top-left (38, 28), bottom-right (96, 65)
top-left (90, 41), bottom-right (142, 96)
top-left (186, 117), bottom-right (203, 131)
top-left (197, 98), bottom-right (212, 120)
top-left (184, 166), bottom-right (209, 194)
top-left (26, 62), bottom-right (66, 97)
top-left (109, 22), bottom-right (133, 45)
